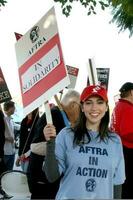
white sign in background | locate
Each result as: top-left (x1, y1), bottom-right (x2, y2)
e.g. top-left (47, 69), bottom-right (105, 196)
top-left (66, 65), bottom-right (79, 89)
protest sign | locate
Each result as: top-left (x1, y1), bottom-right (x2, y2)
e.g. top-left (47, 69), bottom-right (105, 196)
top-left (0, 67), bottom-right (12, 103)
top-left (14, 32), bottom-right (23, 41)
top-left (66, 65), bottom-right (79, 89)
top-left (15, 7), bottom-right (70, 116)
top-left (96, 68), bottom-right (110, 90)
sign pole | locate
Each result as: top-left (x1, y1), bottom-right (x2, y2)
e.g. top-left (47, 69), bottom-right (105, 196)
top-left (44, 101), bottom-right (53, 124)
top-left (87, 58), bottom-right (98, 85)
top-left (54, 94), bottom-right (63, 110)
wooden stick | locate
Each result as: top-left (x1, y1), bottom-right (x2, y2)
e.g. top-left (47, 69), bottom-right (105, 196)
top-left (59, 90), bottom-right (63, 101)
top-left (54, 94), bottom-right (63, 110)
top-left (88, 58), bottom-right (98, 85)
top-left (44, 101), bottom-right (53, 124)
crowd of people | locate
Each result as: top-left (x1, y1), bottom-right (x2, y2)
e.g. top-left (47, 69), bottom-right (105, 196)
top-left (0, 82), bottom-right (133, 199)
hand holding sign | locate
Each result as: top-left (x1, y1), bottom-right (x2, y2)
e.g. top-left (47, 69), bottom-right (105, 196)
top-left (44, 101), bottom-right (53, 124)
top-left (43, 124), bottom-right (56, 141)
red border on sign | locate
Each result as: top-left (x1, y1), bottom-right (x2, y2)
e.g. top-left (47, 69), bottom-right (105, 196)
top-left (19, 34), bottom-right (67, 107)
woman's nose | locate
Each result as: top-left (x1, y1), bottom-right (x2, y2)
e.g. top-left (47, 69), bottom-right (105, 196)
top-left (91, 103), bottom-right (98, 110)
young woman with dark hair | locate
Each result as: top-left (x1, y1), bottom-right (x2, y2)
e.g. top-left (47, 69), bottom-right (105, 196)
top-left (73, 102), bottom-right (110, 145)
top-left (43, 85), bottom-right (125, 199)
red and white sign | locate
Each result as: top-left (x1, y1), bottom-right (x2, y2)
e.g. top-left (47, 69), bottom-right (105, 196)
top-left (66, 65), bottom-right (79, 89)
top-left (15, 7), bottom-right (70, 115)
top-left (14, 32), bottom-right (23, 41)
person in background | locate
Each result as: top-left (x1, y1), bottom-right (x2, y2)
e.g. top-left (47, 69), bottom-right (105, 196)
top-left (15, 108), bottom-right (39, 173)
top-left (43, 85), bottom-right (125, 199)
top-left (0, 107), bottom-right (5, 176)
top-left (110, 82), bottom-right (133, 199)
top-left (27, 89), bottom-right (80, 199)
top-left (0, 106), bottom-right (13, 199)
top-left (3, 101), bottom-right (20, 171)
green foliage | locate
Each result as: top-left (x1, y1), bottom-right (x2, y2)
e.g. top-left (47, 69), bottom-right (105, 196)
top-left (53, 0), bottom-right (110, 16)
top-left (0, 0), bottom-right (7, 7)
top-left (54, 0), bottom-right (133, 37)
top-left (110, 0), bottom-right (133, 37)
top-left (0, 0), bottom-right (133, 37)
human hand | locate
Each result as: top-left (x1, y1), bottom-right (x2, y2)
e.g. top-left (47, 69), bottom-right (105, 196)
top-left (43, 124), bottom-right (56, 141)
top-left (20, 154), bottom-right (26, 161)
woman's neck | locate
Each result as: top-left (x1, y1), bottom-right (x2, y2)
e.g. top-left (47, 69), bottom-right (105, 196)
top-left (86, 121), bottom-right (99, 132)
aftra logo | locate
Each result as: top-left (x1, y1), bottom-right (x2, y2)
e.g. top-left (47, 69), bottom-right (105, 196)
top-left (85, 179), bottom-right (96, 192)
top-left (30, 26), bottom-right (39, 43)
top-left (92, 86), bottom-right (101, 93)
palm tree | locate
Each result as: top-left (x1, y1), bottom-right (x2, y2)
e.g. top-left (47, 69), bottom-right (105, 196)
top-left (111, 0), bottom-right (133, 37)
top-left (53, 0), bottom-right (133, 36)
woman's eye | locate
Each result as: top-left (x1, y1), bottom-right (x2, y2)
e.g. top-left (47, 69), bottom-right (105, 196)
top-left (85, 101), bottom-right (92, 105)
top-left (97, 100), bottom-right (104, 104)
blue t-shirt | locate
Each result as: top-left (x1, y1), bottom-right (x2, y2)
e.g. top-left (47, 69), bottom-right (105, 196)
top-left (55, 127), bottom-right (125, 199)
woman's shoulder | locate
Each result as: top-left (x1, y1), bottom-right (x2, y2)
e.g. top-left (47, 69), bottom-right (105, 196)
top-left (56, 127), bottom-right (74, 148)
top-left (57, 127), bottom-right (73, 139)
top-left (109, 131), bottom-right (122, 144)
top-left (58, 126), bottom-right (72, 134)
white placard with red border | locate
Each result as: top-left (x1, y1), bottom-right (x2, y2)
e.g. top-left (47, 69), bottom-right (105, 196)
top-left (66, 65), bottom-right (79, 89)
top-left (15, 7), bottom-right (70, 116)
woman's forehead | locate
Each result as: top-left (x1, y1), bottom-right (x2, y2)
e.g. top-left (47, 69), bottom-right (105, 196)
top-left (85, 95), bottom-right (104, 101)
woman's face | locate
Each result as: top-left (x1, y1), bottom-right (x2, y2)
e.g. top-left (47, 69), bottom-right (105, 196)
top-left (82, 96), bottom-right (108, 128)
